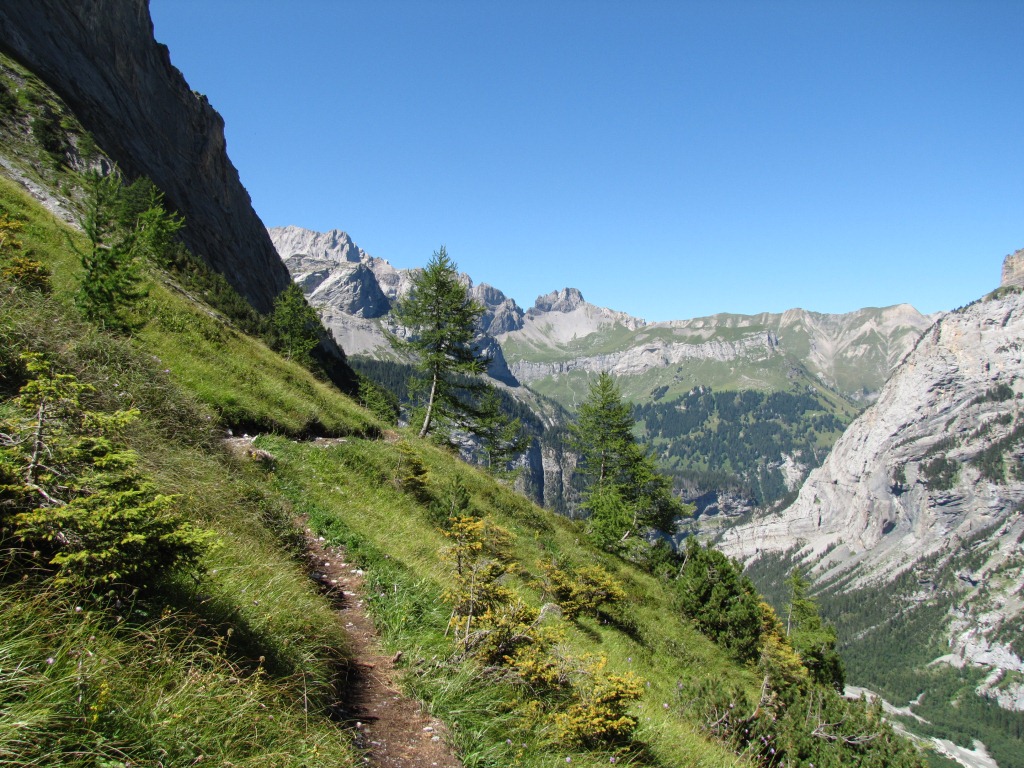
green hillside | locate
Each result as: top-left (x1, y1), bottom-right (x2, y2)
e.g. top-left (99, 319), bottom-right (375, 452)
top-left (0, 52), bottom-right (928, 768)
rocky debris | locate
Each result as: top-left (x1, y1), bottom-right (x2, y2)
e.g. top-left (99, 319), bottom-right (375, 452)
top-left (0, 0), bottom-right (291, 315)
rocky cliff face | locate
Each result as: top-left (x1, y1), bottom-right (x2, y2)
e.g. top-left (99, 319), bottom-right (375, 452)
top-left (1002, 248), bottom-right (1024, 290)
top-left (0, 0), bottom-right (290, 314)
top-left (272, 226), bottom-right (390, 319)
top-left (718, 259), bottom-right (1024, 710)
top-left (269, 225), bottom-right (526, 350)
top-left (509, 330), bottom-right (780, 382)
top-left (719, 289), bottom-right (1024, 580)
top-left (471, 283), bottom-right (525, 336)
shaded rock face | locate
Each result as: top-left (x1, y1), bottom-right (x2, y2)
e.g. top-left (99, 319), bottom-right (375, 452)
top-left (518, 440), bottom-right (578, 514)
top-left (470, 283), bottom-right (525, 335)
top-left (0, 0), bottom-right (290, 314)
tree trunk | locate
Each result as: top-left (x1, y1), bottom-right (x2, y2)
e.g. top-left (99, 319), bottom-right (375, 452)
top-left (419, 372), bottom-right (439, 438)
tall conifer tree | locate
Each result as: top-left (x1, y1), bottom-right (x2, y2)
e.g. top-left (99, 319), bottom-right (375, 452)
top-left (390, 247), bottom-right (486, 438)
top-left (570, 372), bottom-right (687, 545)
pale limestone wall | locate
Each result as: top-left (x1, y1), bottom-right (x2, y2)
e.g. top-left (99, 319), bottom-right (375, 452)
top-left (1001, 249), bottom-right (1024, 288)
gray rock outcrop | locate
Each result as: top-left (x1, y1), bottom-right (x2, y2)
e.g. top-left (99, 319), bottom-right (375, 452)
top-left (1001, 248), bottom-right (1024, 289)
top-left (272, 226), bottom-right (390, 318)
top-left (471, 283), bottom-right (525, 335)
top-left (530, 287), bottom-right (587, 314)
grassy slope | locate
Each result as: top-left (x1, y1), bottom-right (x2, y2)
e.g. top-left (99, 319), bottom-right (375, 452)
top-left (261, 434), bottom-right (752, 766)
top-left (1, 178), bottom-right (364, 765)
top-left (1, 172), bottom-right (750, 766)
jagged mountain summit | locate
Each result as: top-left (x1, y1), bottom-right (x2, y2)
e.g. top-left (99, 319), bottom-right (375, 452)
top-left (269, 225), bottom-right (525, 352)
top-left (719, 249), bottom-right (1024, 713)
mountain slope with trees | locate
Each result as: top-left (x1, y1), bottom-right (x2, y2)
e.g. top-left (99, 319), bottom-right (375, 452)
top-left (0, 15), bottom-right (929, 767)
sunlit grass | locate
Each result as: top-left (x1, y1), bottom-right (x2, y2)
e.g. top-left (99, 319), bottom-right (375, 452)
top-left (262, 434), bottom-right (751, 768)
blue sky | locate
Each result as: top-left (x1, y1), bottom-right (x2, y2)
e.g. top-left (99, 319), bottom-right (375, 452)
top-left (149, 1), bottom-right (1022, 322)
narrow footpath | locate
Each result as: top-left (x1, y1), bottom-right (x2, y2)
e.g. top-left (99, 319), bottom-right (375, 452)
top-left (303, 530), bottom-right (463, 768)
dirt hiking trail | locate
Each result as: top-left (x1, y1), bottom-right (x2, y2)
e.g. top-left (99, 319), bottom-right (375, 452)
top-left (304, 530), bottom-right (463, 768)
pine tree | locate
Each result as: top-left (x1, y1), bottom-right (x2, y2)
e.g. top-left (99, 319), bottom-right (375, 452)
top-left (472, 386), bottom-right (529, 475)
top-left (74, 170), bottom-right (148, 332)
top-left (572, 372), bottom-right (636, 489)
top-left (786, 567), bottom-right (845, 691)
top-left (269, 283), bottom-right (322, 367)
top-left (390, 246), bottom-right (486, 438)
top-left (1, 354), bottom-right (210, 590)
top-left (570, 372), bottom-right (688, 545)
top-left (676, 537), bottom-right (764, 662)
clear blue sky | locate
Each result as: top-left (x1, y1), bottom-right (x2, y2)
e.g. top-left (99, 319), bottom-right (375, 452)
top-left (149, 1), bottom-right (1021, 322)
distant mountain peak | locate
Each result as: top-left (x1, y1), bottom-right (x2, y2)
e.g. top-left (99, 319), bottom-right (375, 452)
top-left (270, 225), bottom-right (365, 264)
top-left (531, 287), bottom-right (586, 314)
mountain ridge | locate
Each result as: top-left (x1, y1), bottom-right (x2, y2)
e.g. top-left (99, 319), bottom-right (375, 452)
top-left (271, 224), bottom-right (935, 406)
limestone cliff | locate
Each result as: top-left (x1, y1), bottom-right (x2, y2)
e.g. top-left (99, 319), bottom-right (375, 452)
top-left (0, 0), bottom-right (290, 314)
top-left (718, 254), bottom-right (1024, 709)
top-left (719, 287), bottom-right (1024, 581)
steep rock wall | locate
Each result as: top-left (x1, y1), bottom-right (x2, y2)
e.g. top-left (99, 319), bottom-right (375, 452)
top-left (719, 288), bottom-right (1024, 579)
top-left (0, 0), bottom-right (290, 314)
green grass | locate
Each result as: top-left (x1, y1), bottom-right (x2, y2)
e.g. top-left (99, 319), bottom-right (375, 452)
top-left (0, 581), bottom-right (358, 768)
top-left (260, 434), bottom-right (754, 767)
top-left (139, 280), bottom-right (380, 437)
top-left (2, 171), bottom-right (369, 765)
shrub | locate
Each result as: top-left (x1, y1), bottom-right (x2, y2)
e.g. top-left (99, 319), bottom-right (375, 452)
top-left (2, 353), bottom-right (213, 590)
top-left (552, 656), bottom-right (643, 748)
top-left (1, 255), bottom-right (52, 292)
top-left (677, 537), bottom-right (764, 663)
top-left (541, 560), bottom-right (626, 621)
